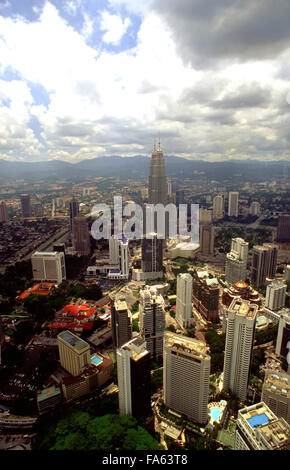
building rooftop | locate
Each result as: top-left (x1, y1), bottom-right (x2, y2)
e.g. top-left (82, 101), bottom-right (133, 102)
top-left (229, 298), bottom-right (258, 319)
top-left (57, 330), bottom-right (90, 351)
top-left (121, 336), bottom-right (149, 361)
top-left (37, 385), bottom-right (61, 403)
top-left (257, 419), bottom-right (290, 450)
top-left (165, 331), bottom-right (210, 360)
top-left (263, 370), bottom-right (290, 398)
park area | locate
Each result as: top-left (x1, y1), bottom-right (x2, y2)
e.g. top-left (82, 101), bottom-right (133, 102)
top-left (216, 419), bottom-right (236, 449)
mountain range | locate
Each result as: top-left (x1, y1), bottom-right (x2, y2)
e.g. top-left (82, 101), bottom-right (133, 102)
top-left (0, 156), bottom-right (289, 182)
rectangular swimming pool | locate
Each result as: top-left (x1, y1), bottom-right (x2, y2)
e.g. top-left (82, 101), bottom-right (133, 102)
top-left (91, 355), bottom-right (103, 366)
top-left (247, 413), bottom-right (269, 429)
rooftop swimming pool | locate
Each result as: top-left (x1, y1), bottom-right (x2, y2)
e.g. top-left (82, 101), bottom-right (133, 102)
top-left (247, 413), bottom-right (269, 429)
top-left (210, 407), bottom-right (222, 422)
top-left (91, 355), bottom-right (103, 367)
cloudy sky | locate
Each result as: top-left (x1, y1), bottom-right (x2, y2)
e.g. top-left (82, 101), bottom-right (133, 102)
top-left (0, 0), bottom-right (290, 163)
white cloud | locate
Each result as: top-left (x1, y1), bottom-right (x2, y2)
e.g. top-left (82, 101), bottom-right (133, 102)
top-left (100, 11), bottom-right (131, 45)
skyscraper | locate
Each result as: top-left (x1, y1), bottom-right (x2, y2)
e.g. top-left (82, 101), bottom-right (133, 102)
top-left (148, 140), bottom-right (167, 206)
top-left (141, 233), bottom-right (163, 274)
top-left (213, 194), bottom-right (224, 220)
top-left (225, 237), bottom-right (248, 285)
top-left (250, 201), bottom-right (261, 216)
top-left (261, 370), bottom-right (290, 424)
top-left (73, 215), bottom-right (91, 256)
top-left (110, 295), bottom-right (132, 350)
top-left (277, 214), bottom-right (290, 242)
top-left (21, 194), bottom-right (31, 218)
top-left (275, 311), bottom-right (290, 367)
top-left (223, 299), bottom-right (257, 401)
top-left (57, 330), bottom-right (91, 377)
top-left (139, 286), bottom-right (165, 362)
top-left (192, 270), bottom-right (220, 322)
top-left (163, 332), bottom-right (210, 424)
top-left (0, 201), bottom-right (9, 223)
top-left (265, 280), bottom-right (287, 311)
top-left (228, 191), bottom-right (239, 217)
top-left (176, 273), bottom-right (193, 329)
top-left (199, 224), bottom-right (215, 256)
top-left (69, 198), bottom-right (79, 237)
top-left (117, 336), bottom-right (151, 419)
top-left (199, 208), bottom-right (213, 225)
top-left (31, 251), bottom-right (66, 284)
top-left (263, 243), bottom-right (278, 279)
top-left (251, 244), bottom-right (278, 288)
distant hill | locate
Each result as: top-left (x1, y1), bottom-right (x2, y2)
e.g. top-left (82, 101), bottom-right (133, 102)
top-left (0, 156), bottom-right (289, 182)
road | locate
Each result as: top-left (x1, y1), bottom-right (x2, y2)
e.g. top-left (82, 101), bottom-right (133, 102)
top-left (22, 228), bottom-right (69, 260)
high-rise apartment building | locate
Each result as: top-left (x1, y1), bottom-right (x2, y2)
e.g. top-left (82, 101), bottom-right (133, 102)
top-left (117, 336), bottom-right (151, 419)
top-left (199, 224), bottom-right (215, 256)
top-left (225, 237), bottom-right (248, 285)
top-left (163, 332), bottom-right (210, 424)
top-left (223, 299), bottom-right (257, 402)
top-left (235, 402), bottom-right (290, 450)
top-left (250, 201), bottom-right (261, 216)
top-left (69, 198), bottom-right (79, 237)
top-left (277, 214), bottom-right (290, 242)
top-left (21, 194), bottom-right (31, 218)
top-left (31, 251), bottom-right (66, 284)
top-left (251, 243), bottom-right (278, 288)
top-left (139, 286), bottom-right (165, 362)
top-left (0, 201), bottom-right (9, 223)
top-left (57, 330), bottom-right (91, 377)
top-left (192, 269), bottom-right (220, 322)
top-left (228, 191), bottom-right (239, 217)
top-left (176, 273), bottom-right (193, 328)
top-left (213, 194), bottom-right (224, 220)
top-left (261, 370), bottom-right (290, 424)
top-left (110, 296), bottom-right (132, 350)
top-left (73, 215), bottom-right (91, 256)
top-left (285, 265), bottom-right (290, 282)
top-left (265, 280), bottom-right (287, 311)
top-left (199, 208), bottom-right (213, 225)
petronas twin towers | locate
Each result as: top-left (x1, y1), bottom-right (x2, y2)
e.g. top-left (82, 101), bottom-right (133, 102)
top-left (148, 139), bottom-right (167, 206)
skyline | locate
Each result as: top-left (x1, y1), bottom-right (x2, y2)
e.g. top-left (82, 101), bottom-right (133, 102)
top-left (1, 1), bottom-right (290, 163)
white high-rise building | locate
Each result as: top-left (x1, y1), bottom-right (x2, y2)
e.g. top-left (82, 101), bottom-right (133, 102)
top-left (225, 238), bottom-right (248, 285)
top-left (213, 195), bottom-right (224, 220)
top-left (31, 251), bottom-right (66, 284)
top-left (139, 286), bottom-right (165, 362)
top-left (176, 273), bottom-right (193, 328)
top-left (261, 370), bottom-right (290, 424)
top-left (265, 280), bottom-right (287, 311)
top-left (275, 311), bottom-right (290, 365)
top-left (163, 332), bottom-right (210, 424)
top-left (228, 191), bottom-right (239, 217)
top-left (285, 265), bottom-right (290, 282)
top-left (223, 299), bottom-right (258, 402)
top-left (119, 239), bottom-right (129, 278)
top-left (167, 177), bottom-right (172, 199)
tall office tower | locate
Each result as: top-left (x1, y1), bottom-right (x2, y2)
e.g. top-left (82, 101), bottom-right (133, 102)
top-left (275, 311), bottom-right (290, 367)
top-left (261, 370), bottom-right (290, 424)
top-left (110, 296), bottom-right (132, 350)
top-left (73, 215), bottom-right (91, 256)
top-left (57, 330), bottom-right (91, 377)
top-left (250, 201), bottom-right (261, 216)
top-left (199, 208), bottom-right (213, 225)
top-left (0, 201), bottom-right (8, 223)
top-left (69, 198), bottom-right (79, 236)
top-left (199, 224), bottom-right (215, 256)
top-left (176, 273), bottom-right (193, 328)
top-left (33, 202), bottom-right (43, 217)
top-left (263, 243), bottom-right (278, 279)
top-left (251, 244), bottom-right (278, 288)
top-left (192, 269), bottom-right (220, 322)
top-left (285, 265), bottom-right (290, 282)
top-left (223, 299), bottom-right (257, 402)
top-left (235, 402), bottom-right (290, 450)
top-left (277, 214), bottom-right (290, 242)
top-left (117, 336), bottom-right (151, 419)
top-left (228, 191), bottom-right (239, 217)
top-left (141, 233), bottom-right (163, 274)
top-left (31, 251), bottom-right (66, 284)
top-left (148, 140), bottom-right (167, 206)
top-left (109, 237), bottom-right (119, 263)
top-left (175, 189), bottom-right (185, 206)
top-left (119, 238), bottom-right (129, 278)
top-left (225, 237), bottom-right (248, 285)
top-left (21, 194), bottom-right (31, 218)
top-left (139, 286), bottom-right (165, 362)
top-left (163, 332), bottom-right (210, 424)
top-left (213, 194), bottom-right (224, 220)
top-left (167, 177), bottom-right (172, 200)
top-left (265, 280), bottom-right (287, 311)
